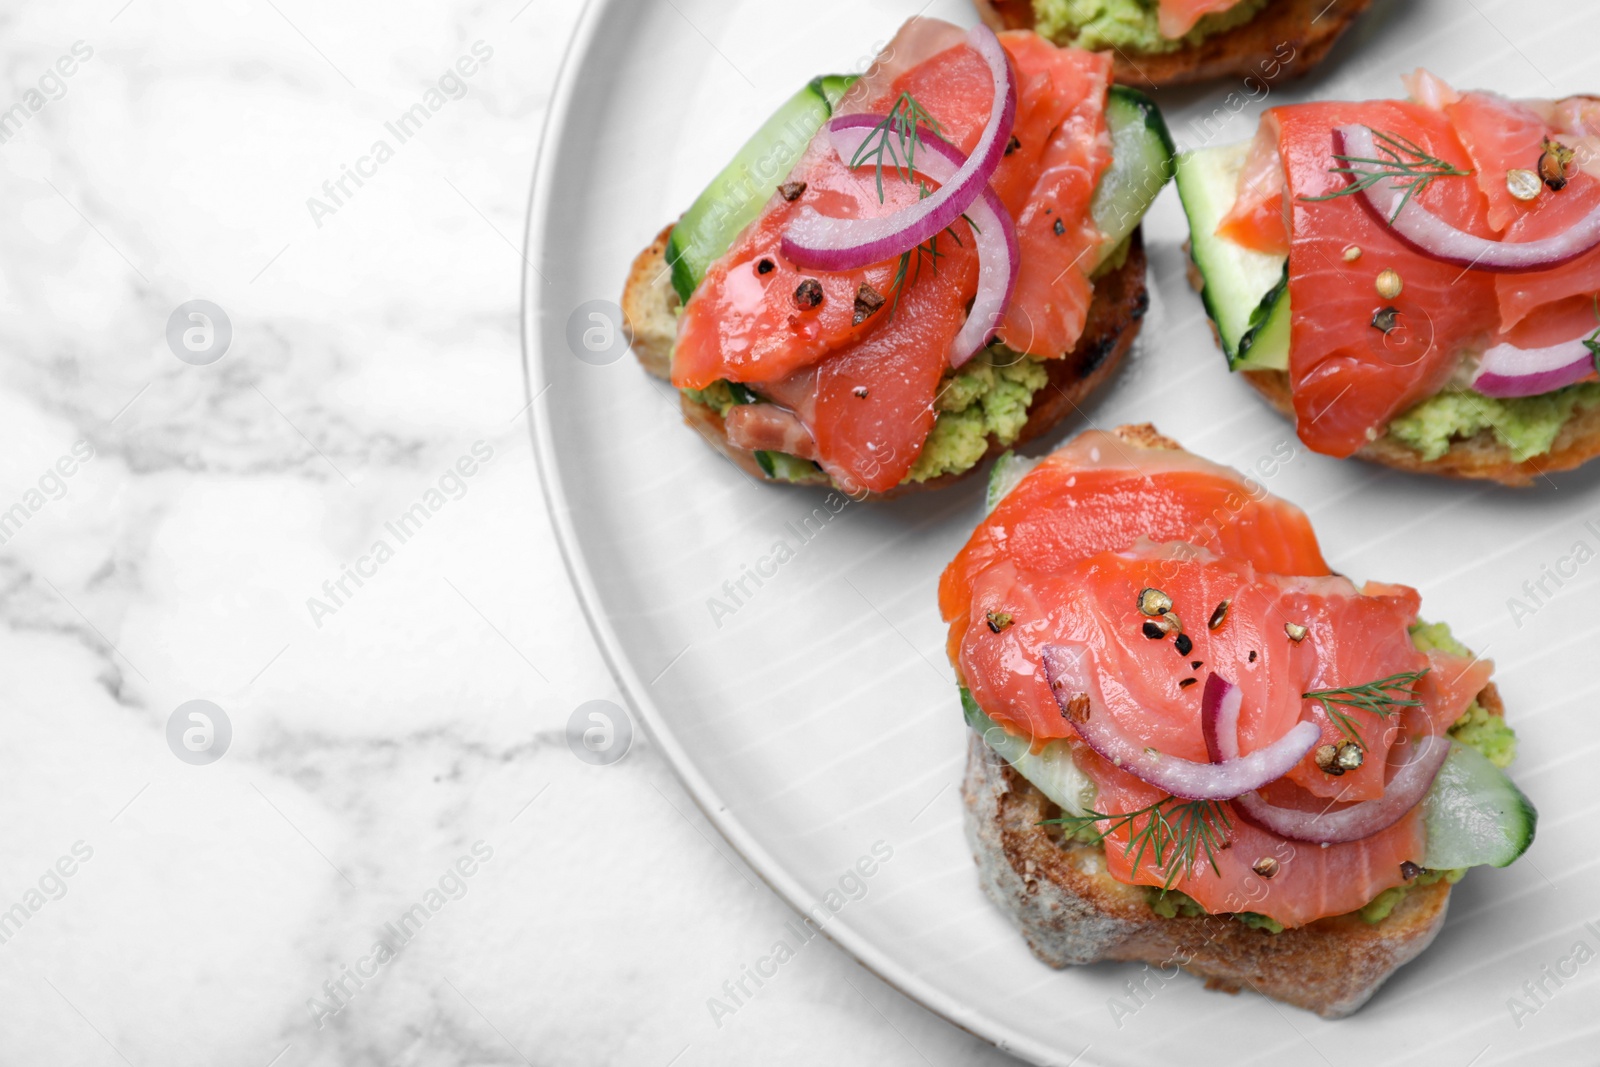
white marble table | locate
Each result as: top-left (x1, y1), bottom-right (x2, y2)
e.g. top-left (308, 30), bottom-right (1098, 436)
top-left (0, 2), bottom-right (1015, 1063)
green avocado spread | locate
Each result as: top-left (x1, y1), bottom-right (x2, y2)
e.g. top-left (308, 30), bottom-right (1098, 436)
top-left (683, 344), bottom-right (1049, 487)
top-left (1387, 383), bottom-right (1600, 463)
top-left (907, 347), bottom-right (1049, 483)
top-left (1031, 0), bottom-right (1271, 53)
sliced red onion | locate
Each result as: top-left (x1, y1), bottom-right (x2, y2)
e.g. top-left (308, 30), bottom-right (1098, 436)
top-left (1201, 673), bottom-right (1451, 845)
top-left (780, 24), bottom-right (1016, 272)
top-left (827, 118), bottom-right (1018, 368)
top-left (1040, 644), bottom-right (1321, 802)
top-left (1332, 125), bottom-right (1600, 273)
top-left (1471, 335), bottom-right (1598, 398)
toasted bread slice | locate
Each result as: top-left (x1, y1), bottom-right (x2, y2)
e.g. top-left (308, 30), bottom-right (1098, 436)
top-left (974, 0), bottom-right (1373, 88)
top-left (620, 224), bottom-right (1149, 499)
top-left (962, 732), bottom-right (1453, 1018)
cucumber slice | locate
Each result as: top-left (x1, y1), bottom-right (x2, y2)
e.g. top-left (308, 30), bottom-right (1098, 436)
top-left (1174, 141), bottom-right (1290, 371)
top-left (665, 75), bottom-right (856, 302)
top-left (1422, 740), bottom-right (1537, 870)
top-left (1091, 85), bottom-right (1176, 268)
top-left (962, 688), bottom-right (1095, 817)
top-left (985, 450), bottom-right (1040, 515)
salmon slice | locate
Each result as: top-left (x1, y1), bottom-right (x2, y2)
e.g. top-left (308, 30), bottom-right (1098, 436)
top-left (1494, 176), bottom-right (1600, 333)
top-left (992, 38), bottom-right (1111, 356)
top-left (671, 146), bottom-right (916, 392)
top-left (1215, 113), bottom-right (1289, 256)
top-left (674, 25), bottom-right (1116, 489)
top-left (1440, 86), bottom-right (1600, 333)
top-left (808, 237), bottom-right (979, 493)
top-left (1276, 100), bottom-right (1499, 457)
top-left (939, 430), bottom-right (1328, 650)
top-left (1445, 90), bottom-right (1549, 234)
top-left (943, 432), bottom-right (1484, 926)
top-left (1088, 753), bottom-right (1427, 928)
top-left (839, 34), bottom-right (1112, 360)
top-left (1159, 0), bottom-right (1248, 39)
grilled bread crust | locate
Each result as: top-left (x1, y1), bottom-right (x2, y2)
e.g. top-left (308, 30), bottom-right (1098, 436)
top-left (961, 733), bottom-right (1452, 1019)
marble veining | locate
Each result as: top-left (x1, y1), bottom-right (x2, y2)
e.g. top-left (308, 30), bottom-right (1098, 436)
top-left (0, 2), bottom-right (1011, 1064)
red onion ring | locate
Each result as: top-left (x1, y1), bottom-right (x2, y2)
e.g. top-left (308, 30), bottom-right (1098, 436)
top-left (1332, 124), bottom-right (1600, 274)
top-left (827, 117), bottom-right (1018, 368)
top-left (1040, 644), bottom-right (1321, 802)
top-left (780, 24), bottom-right (1016, 273)
top-left (1471, 334), bottom-right (1598, 397)
top-left (1201, 673), bottom-right (1452, 845)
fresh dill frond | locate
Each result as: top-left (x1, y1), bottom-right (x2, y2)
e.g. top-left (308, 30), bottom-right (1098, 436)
top-left (1303, 669), bottom-right (1429, 749)
top-left (886, 182), bottom-right (947, 322)
top-left (1043, 797), bottom-right (1232, 890)
top-left (849, 91), bottom-right (947, 205)
top-left (1300, 126), bottom-right (1472, 222)
top-left (1584, 296), bottom-right (1600, 373)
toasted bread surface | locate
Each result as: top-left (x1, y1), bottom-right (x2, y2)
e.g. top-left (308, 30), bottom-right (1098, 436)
top-left (620, 226), bottom-right (1149, 499)
top-left (974, 0), bottom-right (1373, 87)
top-left (961, 733), bottom-right (1452, 1018)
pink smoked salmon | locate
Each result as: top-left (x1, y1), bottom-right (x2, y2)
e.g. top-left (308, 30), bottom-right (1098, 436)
top-left (941, 430), bottom-right (1488, 926)
top-left (1214, 75), bottom-right (1600, 457)
top-left (1159, 0), bottom-right (1252, 39)
top-left (673, 22), bottom-right (1113, 493)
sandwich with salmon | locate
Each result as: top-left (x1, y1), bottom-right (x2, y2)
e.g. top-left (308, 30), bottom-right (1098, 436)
top-left (1178, 71), bottom-right (1600, 483)
top-left (944, 424), bottom-right (1534, 1016)
top-left (622, 18), bottom-right (1174, 497)
top-left (974, 0), bottom-right (1373, 88)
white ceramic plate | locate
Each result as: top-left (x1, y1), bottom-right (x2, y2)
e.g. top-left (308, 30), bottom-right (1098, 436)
top-left (524, 2), bottom-right (1600, 1062)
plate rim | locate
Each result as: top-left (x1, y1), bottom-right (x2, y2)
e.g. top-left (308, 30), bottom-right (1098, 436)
top-left (516, 2), bottom-right (1076, 1061)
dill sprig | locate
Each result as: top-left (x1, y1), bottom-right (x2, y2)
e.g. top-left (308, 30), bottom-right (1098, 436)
top-left (1303, 669), bottom-right (1430, 749)
top-left (1300, 126), bottom-right (1472, 222)
top-left (884, 185), bottom-right (973, 322)
top-left (1044, 797), bottom-right (1232, 890)
top-left (849, 91), bottom-right (946, 205)
top-left (1583, 297), bottom-right (1600, 373)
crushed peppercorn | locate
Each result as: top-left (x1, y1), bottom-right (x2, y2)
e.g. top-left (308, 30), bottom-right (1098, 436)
top-left (985, 610), bottom-right (1014, 633)
top-left (853, 282), bottom-right (885, 325)
top-left (1539, 137), bottom-right (1574, 191)
top-left (778, 180), bottom-right (807, 202)
top-left (793, 279), bottom-right (823, 310)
